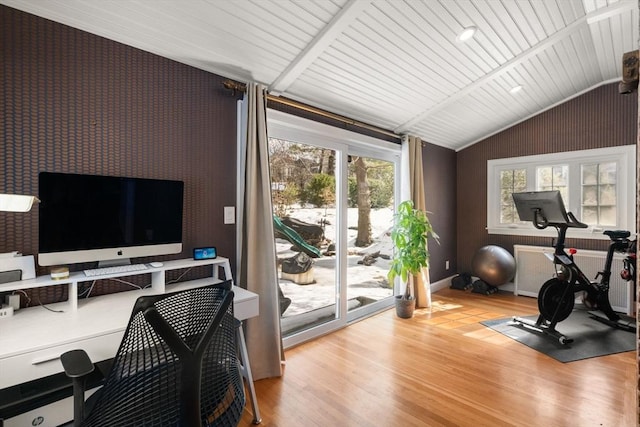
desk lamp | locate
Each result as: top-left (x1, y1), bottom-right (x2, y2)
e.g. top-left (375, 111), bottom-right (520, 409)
top-left (0, 193), bottom-right (39, 315)
top-left (0, 193), bottom-right (40, 212)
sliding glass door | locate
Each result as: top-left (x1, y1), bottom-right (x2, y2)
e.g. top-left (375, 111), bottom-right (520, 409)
top-left (270, 139), bottom-right (339, 337)
top-left (346, 154), bottom-right (395, 318)
top-left (267, 110), bottom-right (400, 347)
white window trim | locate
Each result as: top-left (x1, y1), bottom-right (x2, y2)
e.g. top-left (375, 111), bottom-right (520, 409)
top-left (266, 108), bottom-right (401, 348)
top-left (487, 145), bottom-right (636, 240)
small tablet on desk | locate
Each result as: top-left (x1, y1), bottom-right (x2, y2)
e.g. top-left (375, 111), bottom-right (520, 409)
top-left (193, 247), bottom-right (216, 260)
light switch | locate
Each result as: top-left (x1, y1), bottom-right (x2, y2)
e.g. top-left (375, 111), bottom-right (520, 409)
top-left (224, 206), bottom-right (235, 224)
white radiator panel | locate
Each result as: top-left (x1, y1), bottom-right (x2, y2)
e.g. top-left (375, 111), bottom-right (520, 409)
top-left (514, 245), bottom-right (632, 314)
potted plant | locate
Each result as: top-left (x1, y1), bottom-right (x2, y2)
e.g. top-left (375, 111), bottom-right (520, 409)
top-left (387, 200), bottom-right (438, 318)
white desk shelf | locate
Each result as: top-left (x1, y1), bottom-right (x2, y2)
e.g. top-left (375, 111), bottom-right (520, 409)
top-left (0, 257), bottom-right (233, 312)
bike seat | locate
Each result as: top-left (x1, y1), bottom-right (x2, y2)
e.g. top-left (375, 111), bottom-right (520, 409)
top-left (603, 230), bottom-right (630, 240)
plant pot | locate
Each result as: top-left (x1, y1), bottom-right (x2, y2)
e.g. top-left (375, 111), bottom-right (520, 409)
top-left (395, 295), bottom-right (415, 318)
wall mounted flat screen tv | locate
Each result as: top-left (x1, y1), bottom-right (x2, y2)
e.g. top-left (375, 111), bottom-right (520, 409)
top-left (38, 172), bottom-right (184, 267)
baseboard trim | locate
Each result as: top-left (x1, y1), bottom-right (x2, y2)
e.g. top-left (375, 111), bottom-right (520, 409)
top-left (430, 275), bottom-right (455, 293)
top-left (430, 275), bottom-right (515, 294)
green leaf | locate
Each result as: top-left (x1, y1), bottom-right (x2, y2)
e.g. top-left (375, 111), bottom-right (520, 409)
top-left (387, 200), bottom-right (438, 288)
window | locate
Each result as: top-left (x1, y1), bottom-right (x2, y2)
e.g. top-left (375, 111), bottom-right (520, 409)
top-left (487, 145), bottom-right (636, 239)
top-left (499, 169), bottom-right (526, 224)
top-left (266, 109), bottom-right (401, 348)
top-left (536, 165), bottom-right (568, 196)
top-left (581, 162), bottom-right (616, 226)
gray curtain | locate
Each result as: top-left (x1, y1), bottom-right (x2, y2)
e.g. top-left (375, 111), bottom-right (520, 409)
top-left (401, 134), bottom-right (431, 308)
top-left (238, 82), bottom-right (283, 380)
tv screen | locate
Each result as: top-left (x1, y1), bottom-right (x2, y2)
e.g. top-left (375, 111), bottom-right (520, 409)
top-left (38, 172), bottom-right (184, 266)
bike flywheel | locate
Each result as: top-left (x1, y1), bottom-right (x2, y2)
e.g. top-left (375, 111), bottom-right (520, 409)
top-left (538, 278), bottom-right (574, 322)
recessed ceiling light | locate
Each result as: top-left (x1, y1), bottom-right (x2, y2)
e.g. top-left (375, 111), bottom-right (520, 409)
top-left (510, 85), bottom-right (523, 94)
top-left (456, 26), bottom-right (477, 43)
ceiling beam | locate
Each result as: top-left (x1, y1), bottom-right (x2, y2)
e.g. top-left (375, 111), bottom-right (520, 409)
top-left (586, 0), bottom-right (636, 24)
top-left (393, 1), bottom-right (637, 134)
top-left (268, 0), bottom-right (373, 95)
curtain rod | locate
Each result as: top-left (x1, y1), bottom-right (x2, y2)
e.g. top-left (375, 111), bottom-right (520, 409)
top-left (223, 80), bottom-right (400, 140)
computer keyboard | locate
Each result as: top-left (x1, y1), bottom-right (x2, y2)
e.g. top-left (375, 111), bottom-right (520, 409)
top-left (84, 263), bottom-right (149, 277)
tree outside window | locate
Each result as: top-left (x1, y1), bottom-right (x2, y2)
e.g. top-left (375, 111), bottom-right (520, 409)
top-left (499, 169), bottom-right (526, 223)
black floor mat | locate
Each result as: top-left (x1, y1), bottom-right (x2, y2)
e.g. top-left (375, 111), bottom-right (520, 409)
top-left (481, 309), bottom-right (636, 363)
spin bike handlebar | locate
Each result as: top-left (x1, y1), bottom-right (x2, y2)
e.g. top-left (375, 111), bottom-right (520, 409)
top-left (565, 212), bottom-right (588, 229)
top-left (532, 209), bottom-right (588, 230)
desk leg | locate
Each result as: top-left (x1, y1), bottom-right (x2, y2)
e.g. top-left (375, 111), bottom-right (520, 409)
top-left (236, 321), bottom-right (262, 424)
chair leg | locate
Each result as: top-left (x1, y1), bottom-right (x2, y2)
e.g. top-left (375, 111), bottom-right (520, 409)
top-left (236, 321), bottom-right (262, 424)
top-left (71, 377), bottom-right (86, 427)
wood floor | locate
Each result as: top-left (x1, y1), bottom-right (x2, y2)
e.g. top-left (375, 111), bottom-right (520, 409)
top-left (239, 288), bottom-right (637, 427)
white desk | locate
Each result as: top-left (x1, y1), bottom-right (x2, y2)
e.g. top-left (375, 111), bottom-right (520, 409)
top-left (0, 257), bottom-right (261, 426)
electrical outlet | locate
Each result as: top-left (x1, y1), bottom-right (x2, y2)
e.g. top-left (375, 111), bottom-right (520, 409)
top-left (445, 260), bottom-right (450, 270)
top-left (0, 305), bottom-right (14, 318)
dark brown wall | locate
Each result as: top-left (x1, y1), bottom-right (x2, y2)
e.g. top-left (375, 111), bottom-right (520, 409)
top-left (424, 143), bottom-right (457, 281)
top-left (1, 6), bottom-right (239, 277)
top-left (456, 83), bottom-right (638, 274)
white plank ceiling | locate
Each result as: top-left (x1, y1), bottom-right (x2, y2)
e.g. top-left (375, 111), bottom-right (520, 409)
top-left (2, 0), bottom-right (638, 150)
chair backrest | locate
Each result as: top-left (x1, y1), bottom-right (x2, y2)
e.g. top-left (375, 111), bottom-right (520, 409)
top-left (81, 281), bottom-right (245, 427)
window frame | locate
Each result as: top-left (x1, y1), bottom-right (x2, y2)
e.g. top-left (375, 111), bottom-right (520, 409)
top-left (266, 108), bottom-right (402, 348)
top-left (487, 145), bottom-right (636, 240)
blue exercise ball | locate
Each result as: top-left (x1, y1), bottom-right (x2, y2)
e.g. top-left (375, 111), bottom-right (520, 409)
top-left (471, 245), bottom-right (516, 286)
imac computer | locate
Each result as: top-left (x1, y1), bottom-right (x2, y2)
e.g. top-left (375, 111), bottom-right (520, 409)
top-left (38, 172), bottom-right (184, 267)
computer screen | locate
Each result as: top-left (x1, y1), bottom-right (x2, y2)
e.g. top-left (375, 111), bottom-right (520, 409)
top-left (38, 172), bottom-right (184, 266)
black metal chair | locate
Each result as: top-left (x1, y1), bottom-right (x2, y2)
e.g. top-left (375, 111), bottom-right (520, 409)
top-left (61, 281), bottom-right (245, 427)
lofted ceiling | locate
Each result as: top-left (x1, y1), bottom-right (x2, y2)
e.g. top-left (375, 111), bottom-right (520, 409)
top-left (2, 0), bottom-right (638, 151)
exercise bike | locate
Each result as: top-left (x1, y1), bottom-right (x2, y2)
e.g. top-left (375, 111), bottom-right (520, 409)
top-left (511, 191), bottom-right (637, 345)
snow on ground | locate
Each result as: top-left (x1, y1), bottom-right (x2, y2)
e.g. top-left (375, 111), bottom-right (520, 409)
top-left (276, 206), bottom-right (394, 317)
